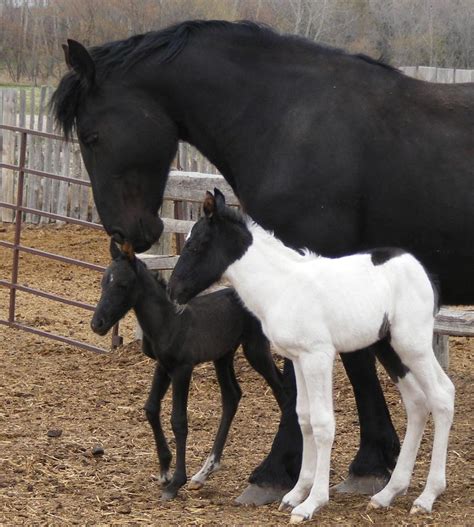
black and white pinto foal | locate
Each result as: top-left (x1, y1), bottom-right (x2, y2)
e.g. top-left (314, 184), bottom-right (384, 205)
top-left (91, 240), bottom-right (286, 500)
top-left (168, 189), bottom-right (455, 523)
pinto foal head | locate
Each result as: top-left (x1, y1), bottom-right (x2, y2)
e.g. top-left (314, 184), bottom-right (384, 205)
top-left (168, 189), bottom-right (252, 304)
top-left (91, 240), bottom-right (141, 335)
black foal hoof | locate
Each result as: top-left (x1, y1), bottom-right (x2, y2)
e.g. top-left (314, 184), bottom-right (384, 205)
top-left (330, 474), bottom-right (389, 495)
top-left (235, 484), bottom-right (290, 506)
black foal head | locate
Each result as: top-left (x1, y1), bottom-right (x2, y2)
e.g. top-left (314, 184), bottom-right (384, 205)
top-left (168, 188), bottom-right (252, 304)
top-left (91, 239), bottom-right (142, 335)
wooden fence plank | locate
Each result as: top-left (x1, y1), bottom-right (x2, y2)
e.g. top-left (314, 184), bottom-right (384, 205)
top-left (417, 66), bottom-right (437, 82)
top-left (1, 90), bottom-right (17, 222)
top-left (436, 68), bottom-right (455, 83)
top-left (434, 308), bottom-right (474, 337)
top-left (40, 87), bottom-right (55, 223)
top-left (79, 149), bottom-right (90, 220)
top-left (56, 143), bottom-right (70, 222)
top-left (433, 334), bottom-right (449, 371)
top-left (69, 147), bottom-right (81, 219)
top-left (165, 171), bottom-right (237, 204)
top-left (25, 87), bottom-right (37, 222)
top-left (51, 135), bottom-right (62, 216)
top-left (454, 69), bottom-right (474, 83)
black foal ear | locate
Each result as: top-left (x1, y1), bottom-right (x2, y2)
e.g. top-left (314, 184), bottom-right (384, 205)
top-left (110, 238), bottom-right (122, 260)
top-left (122, 241), bottom-right (136, 263)
top-left (203, 191), bottom-right (216, 218)
top-left (66, 39), bottom-right (95, 88)
top-left (214, 188), bottom-right (226, 214)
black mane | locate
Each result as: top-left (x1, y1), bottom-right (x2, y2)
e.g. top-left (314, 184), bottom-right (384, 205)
top-left (51, 19), bottom-right (397, 139)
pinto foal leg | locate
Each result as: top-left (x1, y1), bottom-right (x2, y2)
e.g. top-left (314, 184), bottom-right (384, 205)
top-left (189, 352), bottom-right (242, 489)
top-left (369, 371), bottom-right (429, 509)
top-left (144, 364), bottom-right (172, 485)
top-left (280, 358), bottom-right (318, 512)
top-left (409, 356), bottom-right (454, 513)
top-left (290, 349), bottom-right (336, 523)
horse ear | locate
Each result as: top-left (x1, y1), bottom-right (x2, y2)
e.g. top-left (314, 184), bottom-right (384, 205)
top-left (110, 238), bottom-right (121, 260)
top-left (203, 191), bottom-right (216, 218)
top-left (66, 39), bottom-right (95, 88)
top-left (214, 188), bottom-right (226, 214)
top-left (62, 44), bottom-right (72, 70)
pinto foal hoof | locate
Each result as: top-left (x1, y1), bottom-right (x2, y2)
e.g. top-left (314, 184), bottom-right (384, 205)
top-left (235, 484), bottom-right (289, 506)
top-left (366, 499), bottom-right (382, 511)
top-left (188, 479), bottom-right (204, 490)
top-left (278, 501), bottom-right (293, 512)
top-left (331, 474), bottom-right (389, 495)
top-left (289, 513), bottom-right (308, 524)
top-left (409, 504), bottom-right (430, 515)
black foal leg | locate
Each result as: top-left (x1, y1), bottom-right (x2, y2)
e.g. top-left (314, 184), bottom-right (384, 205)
top-left (144, 363), bottom-right (172, 485)
top-left (333, 344), bottom-right (400, 494)
top-left (189, 352), bottom-right (242, 489)
top-left (241, 328), bottom-right (287, 411)
top-left (161, 365), bottom-right (193, 500)
top-left (236, 359), bottom-right (302, 506)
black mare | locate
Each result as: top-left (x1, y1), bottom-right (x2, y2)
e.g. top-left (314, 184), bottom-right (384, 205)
top-left (91, 240), bottom-right (286, 500)
top-left (52, 20), bottom-right (474, 504)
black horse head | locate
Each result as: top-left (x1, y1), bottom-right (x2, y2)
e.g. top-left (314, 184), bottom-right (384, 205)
top-left (91, 239), bottom-right (141, 335)
top-left (168, 189), bottom-right (252, 304)
top-left (52, 39), bottom-right (181, 251)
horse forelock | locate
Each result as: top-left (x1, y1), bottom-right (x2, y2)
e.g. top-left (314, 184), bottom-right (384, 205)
top-left (51, 20), bottom-right (266, 138)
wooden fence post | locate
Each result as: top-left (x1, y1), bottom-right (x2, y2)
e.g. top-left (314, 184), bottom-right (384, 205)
top-left (433, 334), bottom-right (449, 371)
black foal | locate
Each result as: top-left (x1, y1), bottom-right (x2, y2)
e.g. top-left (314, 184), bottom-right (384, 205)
top-left (91, 240), bottom-right (286, 500)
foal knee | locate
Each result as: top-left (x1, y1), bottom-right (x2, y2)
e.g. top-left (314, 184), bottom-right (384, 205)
top-left (310, 414), bottom-right (335, 446)
top-left (171, 414), bottom-right (188, 438)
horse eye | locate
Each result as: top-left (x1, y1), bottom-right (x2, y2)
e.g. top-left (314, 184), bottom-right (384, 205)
top-left (82, 132), bottom-right (99, 146)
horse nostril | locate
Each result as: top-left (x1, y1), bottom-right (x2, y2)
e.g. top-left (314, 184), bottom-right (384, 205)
top-left (91, 318), bottom-right (104, 333)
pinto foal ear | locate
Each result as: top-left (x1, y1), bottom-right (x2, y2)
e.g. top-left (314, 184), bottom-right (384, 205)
top-left (110, 239), bottom-right (122, 260)
top-left (203, 191), bottom-right (216, 218)
top-left (66, 39), bottom-right (95, 88)
top-left (214, 188), bottom-right (226, 214)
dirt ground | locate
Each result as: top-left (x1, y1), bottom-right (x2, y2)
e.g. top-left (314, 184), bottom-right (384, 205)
top-left (0, 224), bottom-right (473, 526)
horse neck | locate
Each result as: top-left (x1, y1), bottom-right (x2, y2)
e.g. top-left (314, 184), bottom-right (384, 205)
top-left (156, 36), bottom-right (292, 179)
top-left (133, 267), bottom-right (179, 349)
top-left (224, 223), bottom-right (304, 318)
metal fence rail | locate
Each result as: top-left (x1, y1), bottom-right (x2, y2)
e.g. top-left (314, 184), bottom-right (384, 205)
top-left (0, 124), bottom-right (121, 353)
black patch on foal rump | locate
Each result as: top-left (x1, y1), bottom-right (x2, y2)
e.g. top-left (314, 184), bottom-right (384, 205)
top-left (374, 337), bottom-right (410, 383)
top-left (369, 247), bottom-right (405, 266)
